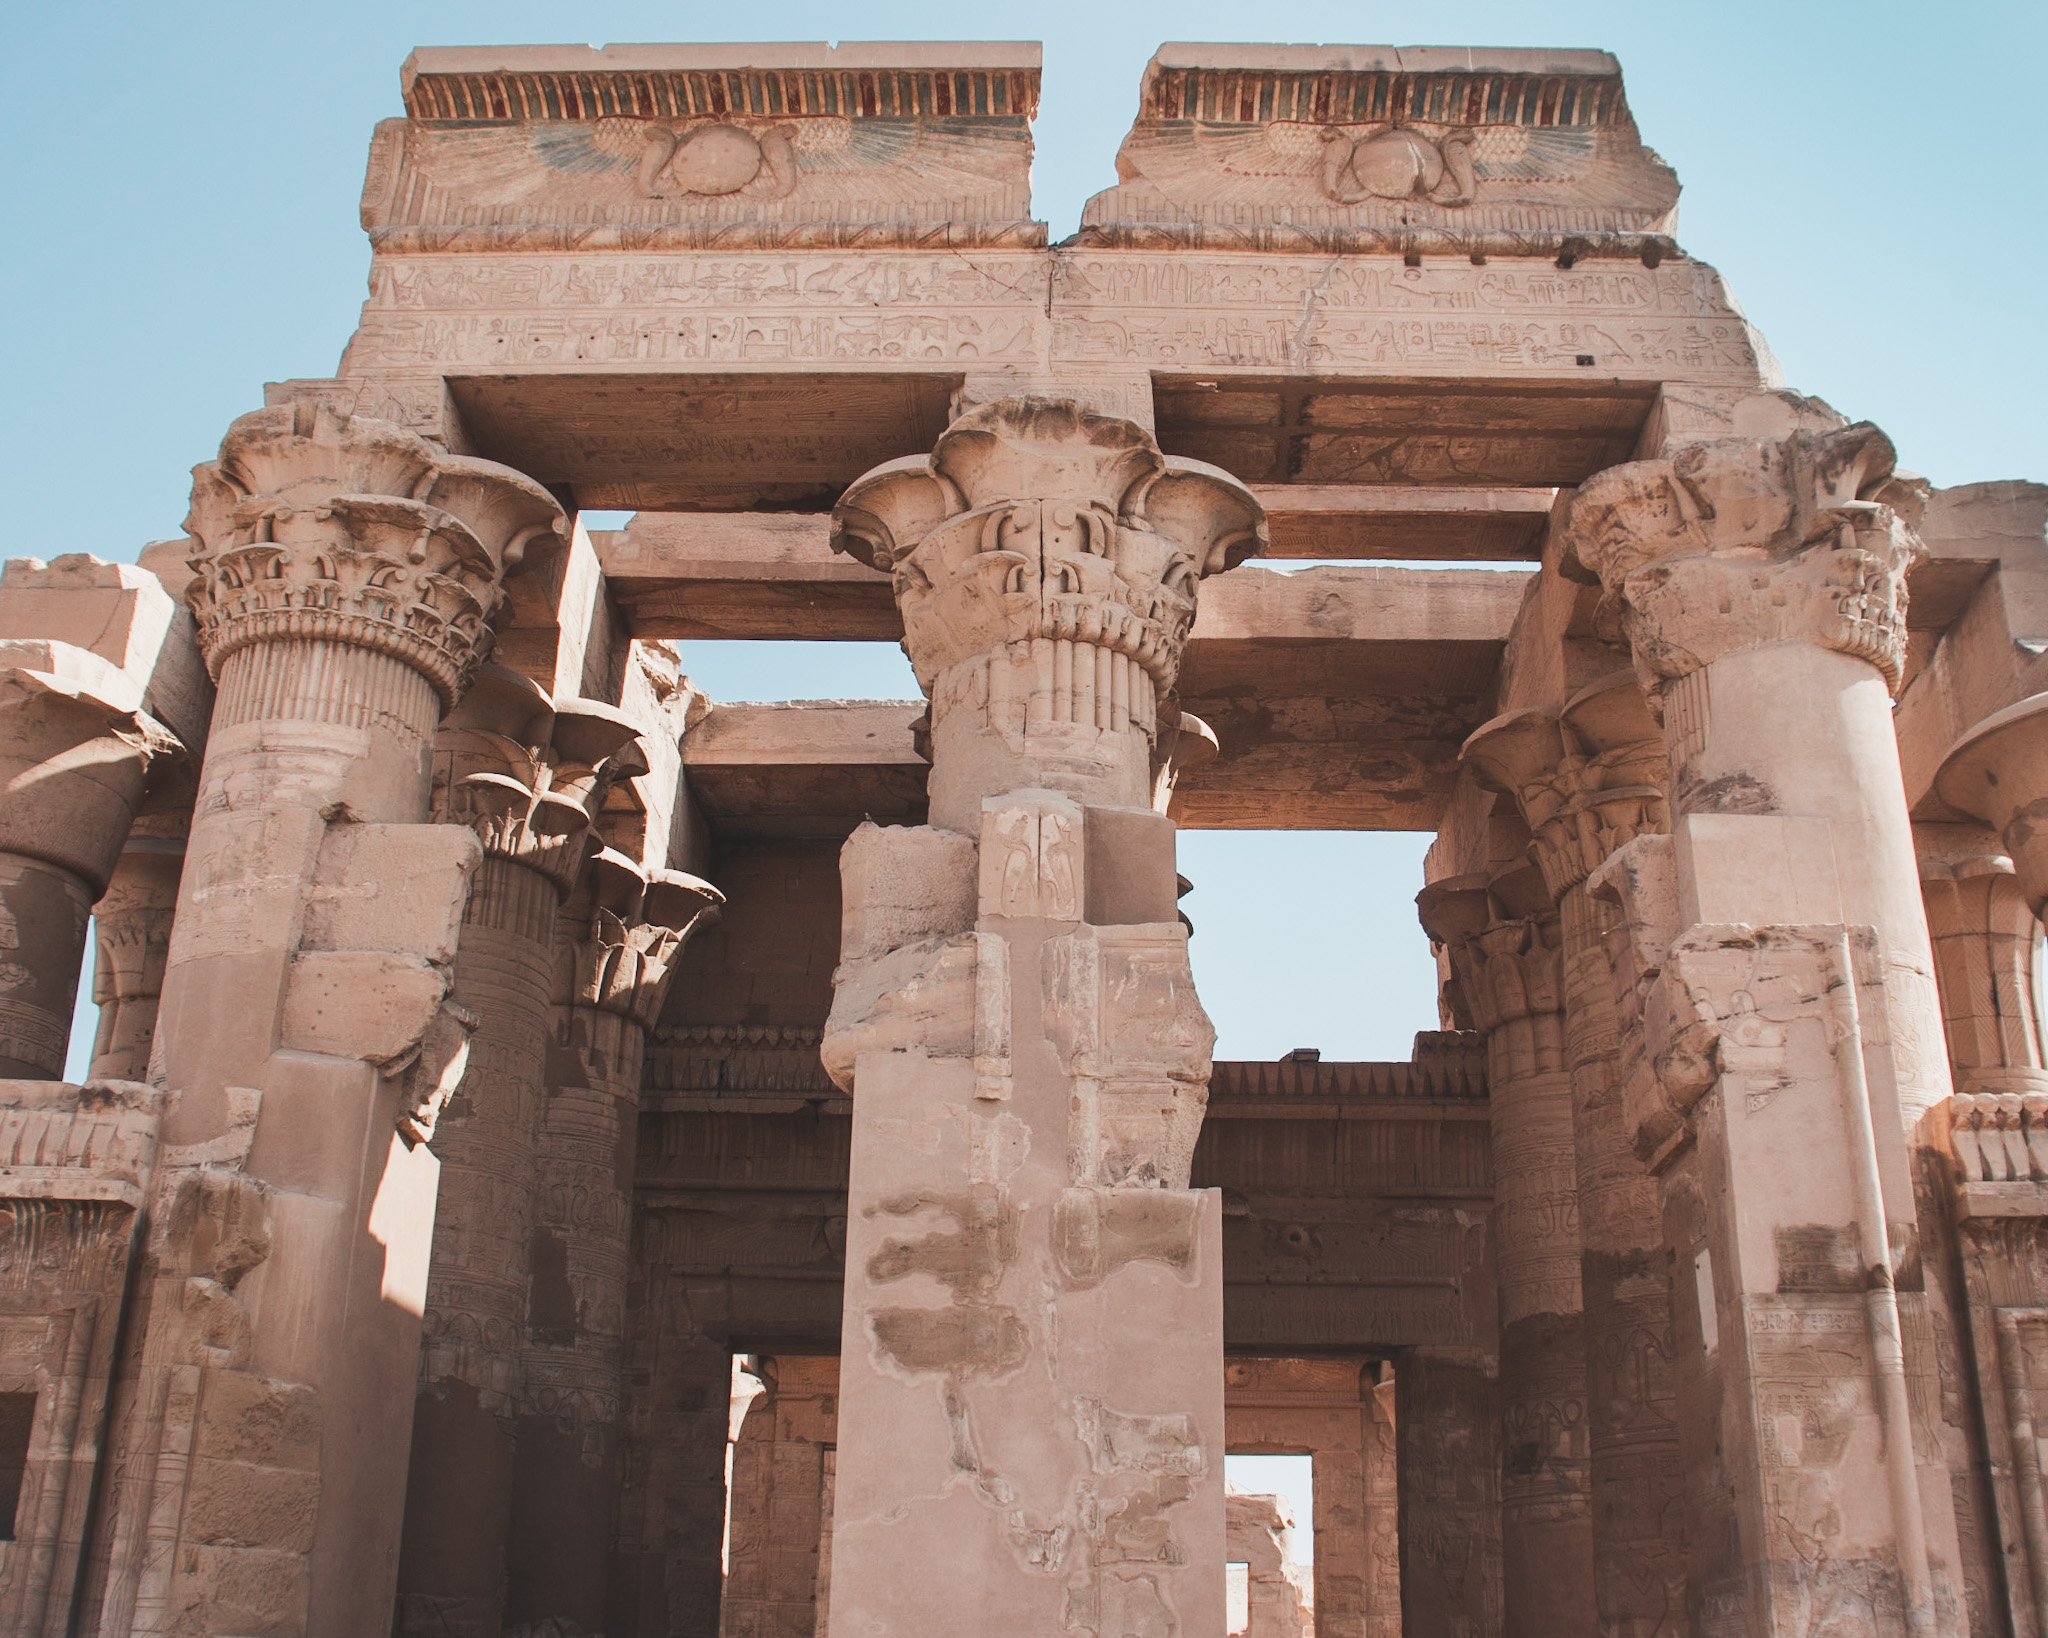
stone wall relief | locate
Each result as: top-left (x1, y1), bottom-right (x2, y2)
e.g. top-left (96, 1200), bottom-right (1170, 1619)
top-left (585, 116), bottom-right (810, 200)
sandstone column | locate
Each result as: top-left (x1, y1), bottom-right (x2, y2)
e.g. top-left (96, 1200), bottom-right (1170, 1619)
top-left (100, 404), bottom-right (564, 1638)
top-left (88, 805), bottom-right (189, 1082)
top-left (820, 399), bottom-right (1263, 1637)
top-left (396, 667), bottom-right (647, 1638)
top-left (502, 854), bottom-right (721, 1635)
top-left (1460, 681), bottom-right (1689, 1635)
top-left (1570, 418), bottom-right (1967, 1633)
top-left (1417, 875), bottom-right (1596, 1635)
top-left (0, 642), bottom-right (173, 1078)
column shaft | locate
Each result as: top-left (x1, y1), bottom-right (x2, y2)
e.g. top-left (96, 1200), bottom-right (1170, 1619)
top-left (88, 839), bottom-right (184, 1081)
top-left (1560, 885), bottom-right (1689, 1633)
top-left (398, 853), bottom-right (557, 1638)
top-left (93, 403), bottom-right (560, 1638)
top-left (0, 853), bottom-right (93, 1077)
top-left (821, 399), bottom-right (1262, 1637)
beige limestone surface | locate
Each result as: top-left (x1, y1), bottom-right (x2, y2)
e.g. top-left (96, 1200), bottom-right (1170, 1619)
top-left (3, 33), bottom-right (2047, 1638)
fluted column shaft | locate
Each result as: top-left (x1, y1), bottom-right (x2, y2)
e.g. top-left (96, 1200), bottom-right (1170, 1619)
top-left (1461, 692), bottom-right (1689, 1636)
top-left (87, 839), bottom-right (184, 1081)
top-left (503, 1001), bottom-right (642, 1632)
top-left (1917, 838), bottom-right (2048, 1632)
top-left (505, 861), bottom-right (721, 1636)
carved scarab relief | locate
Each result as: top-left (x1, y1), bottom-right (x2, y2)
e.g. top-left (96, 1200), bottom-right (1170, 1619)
top-left (587, 116), bottom-right (829, 200)
top-left (1316, 125), bottom-right (1476, 206)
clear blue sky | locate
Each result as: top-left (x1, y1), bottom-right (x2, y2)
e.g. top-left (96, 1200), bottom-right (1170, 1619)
top-left (9, 1), bottom-right (2040, 1071)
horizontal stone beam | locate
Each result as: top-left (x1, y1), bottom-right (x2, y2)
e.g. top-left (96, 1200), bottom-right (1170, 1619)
top-left (1250, 483), bottom-right (1556, 560)
top-left (595, 503), bottom-right (1547, 640)
top-left (682, 700), bottom-right (928, 840)
top-left (672, 565), bottom-right (1529, 835)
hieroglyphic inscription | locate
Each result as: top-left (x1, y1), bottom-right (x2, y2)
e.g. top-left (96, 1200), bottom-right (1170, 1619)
top-left (342, 253), bottom-right (1049, 374)
top-left (1052, 253), bottom-right (1763, 380)
top-left (337, 249), bottom-right (1766, 387)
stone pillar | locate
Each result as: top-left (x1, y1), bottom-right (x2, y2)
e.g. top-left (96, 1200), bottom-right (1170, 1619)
top-left (1394, 1346), bottom-right (1502, 1637)
top-left (98, 404), bottom-right (564, 1638)
top-left (397, 668), bottom-right (648, 1638)
top-left (502, 856), bottom-right (721, 1635)
top-left (1417, 877), bottom-right (1596, 1635)
top-left (1569, 417), bottom-right (1967, 1633)
top-left (0, 642), bottom-right (172, 1077)
top-left (1461, 680), bottom-right (1689, 1636)
top-left (820, 399), bottom-right (1263, 1636)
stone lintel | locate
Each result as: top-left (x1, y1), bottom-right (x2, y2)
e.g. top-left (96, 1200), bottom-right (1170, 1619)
top-left (597, 512), bottom-right (1540, 641)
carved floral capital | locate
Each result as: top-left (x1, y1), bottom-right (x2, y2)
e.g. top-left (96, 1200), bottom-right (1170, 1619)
top-left (430, 666), bottom-right (647, 895)
top-left (566, 853), bottom-right (724, 1028)
top-left (183, 404), bottom-right (565, 708)
top-left (1563, 422), bottom-right (1925, 701)
top-left (1417, 879), bottom-right (1566, 1079)
top-left (1462, 671), bottom-right (1669, 900)
top-left (830, 398), bottom-right (1266, 712)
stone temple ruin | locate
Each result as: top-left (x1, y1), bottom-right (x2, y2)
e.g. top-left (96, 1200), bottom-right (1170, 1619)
top-left (2, 33), bottom-right (2047, 1638)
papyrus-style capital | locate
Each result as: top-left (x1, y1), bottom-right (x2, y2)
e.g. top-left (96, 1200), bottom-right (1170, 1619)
top-left (1417, 877), bottom-right (1566, 1077)
top-left (565, 850), bottom-right (724, 1027)
top-left (1936, 693), bottom-right (2048, 919)
top-left (0, 639), bottom-right (177, 893)
top-left (832, 398), bottom-right (1265, 711)
top-left (1563, 422), bottom-right (1924, 701)
top-left (184, 403), bottom-right (566, 708)
top-left (430, 666), bottom-right (648, 895)
top-left (1462, 671), bottom-right (1668, 901)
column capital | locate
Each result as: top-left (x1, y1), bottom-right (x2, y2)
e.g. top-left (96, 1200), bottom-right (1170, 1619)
top-left (831, 397), bottom-right (1265, 705)
top-left (1935, 692), bottom-right (2048, 917)
top-left (1462, 670), bottom-right (1669, 901)
top-left (1417, 875), bottom-right (1566, 1077)
top-left (564, 852), bottom-right (723, 1027)
top-left (1562, 421), bottom-right (1925, 701)
top-left (431, 667), bottom-right (647, 895)
top-left (184, 403), bottom-right (566, 709)
top-left (0, 639), bottom-right (177, 893)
